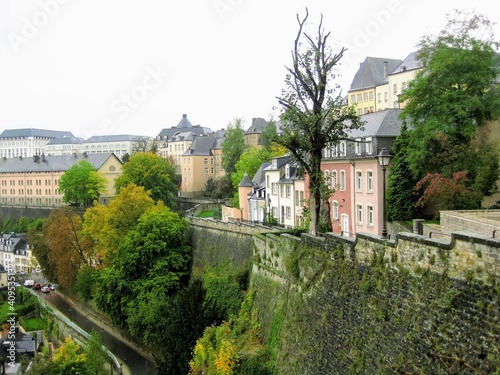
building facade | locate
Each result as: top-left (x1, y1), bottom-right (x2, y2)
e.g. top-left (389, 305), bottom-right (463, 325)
top-left (0, 128), bottom-right (74, 159)
top-left (0, 153), bottom-right (123, 207)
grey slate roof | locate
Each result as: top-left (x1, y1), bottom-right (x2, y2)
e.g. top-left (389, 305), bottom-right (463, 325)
top-left (0, 153), bottom-right (120, 173)
top-left (0, 128), bottom-right (74, 139)
top-left (47, 136), bottom-right (84, 145)
top-left (245, 118), bottom-right (268, 134)
top-left (391, 52), bottom-right (422, 74)
top-left (0, 233), bottom-right (28, 252)
top-left (183, 136), bottom-right (216, 156)
top-left (238, 173), bottom-right (253, 187)
top-left (252, 162), bottom-right (271, 187)
top-left (348, 109), bottom-right (403, 138)
top-left (84, 134), bottom-right (143, 143)
top-left (170, 131), bottom-right (197, 142)
top-left (177, 114), bottom-right (192, 128)
top-left (349, 57), bottom-right (403, 91)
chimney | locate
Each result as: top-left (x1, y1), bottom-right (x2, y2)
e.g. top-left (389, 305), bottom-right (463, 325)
top-left (383, 61), bottom-right (388, 78)
top-left (33, 155), bottom-right (40, 162)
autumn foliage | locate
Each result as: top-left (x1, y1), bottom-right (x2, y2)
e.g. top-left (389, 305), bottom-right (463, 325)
top-left (415, 171), bottom-right (482, 215)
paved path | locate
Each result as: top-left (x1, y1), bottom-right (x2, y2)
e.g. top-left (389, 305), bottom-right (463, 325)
top-left (36, 289), bottom-right (156, 374)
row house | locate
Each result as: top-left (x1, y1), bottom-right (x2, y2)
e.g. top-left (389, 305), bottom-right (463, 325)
top-left (0, 232), bottom-right (36, 274)
top-left (320, 109), bottom-right (403, 237)
top-left (0, 153), bottom-right (123, 207)
top-left (239, 155), bottom-right (305, 228)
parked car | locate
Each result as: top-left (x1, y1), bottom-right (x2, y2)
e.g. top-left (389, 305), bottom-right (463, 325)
top-left (41, 285), bottom-right (50, 293)
top-left (23, 279), bottom-right (34, 287)
top-left (47, 284), bottom-right (55, 291)
top-left (33, 283), bottom-right (42, 290)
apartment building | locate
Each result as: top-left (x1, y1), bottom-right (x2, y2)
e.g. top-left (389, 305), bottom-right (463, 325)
top-left (348, 57), bottom-right (402, 114)
top-left (0, 232), bottom-right (35, 274)
top-left (0, 128), bottom-right (74, 159)
top-left (386, 52), bottom-right (423, 109)
top-left (319, 109), bottom-right (403, 237)
top-left (0, 153), bottom-right (123, 207)
top-left (181, 135), bottom-right (223, 197)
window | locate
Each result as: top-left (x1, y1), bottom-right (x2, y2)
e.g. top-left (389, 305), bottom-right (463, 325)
top-left (357, 204), bottom-right (363, 224)
top-left (367, 170), bottom-right (373, 192)
top-left (286, 206), bottom-right (291, 219)
top-left (355, 138), bottom-right (361, 155)
top-left (365, 137), bottom-right (372, 155)
top-left (332, 201), bottom-right (339, 220)
top-left (272, 183), bottom-right (278, 195)
top-left (393, 101), bottom-right (399, 108)
top-left (351, 94), bottom-right (356, 103)
top-left (204, 168), bottom-right (208, 174)
top-left (331, 170), bottom-right (337, 189)
top-left (393, 83), bottom-right (397, 94)
top-left (358, 108), bottom-right (362, 115)
top-left (367, 205), bottom-right (374, 226)
top-left (356, 170), bottom-right (362, 191)
top-left (324, 170), bottom-right (330, 185)
top-left (286, 186), bottom-right (291, 198)
top-left (377, 93), bottom-right (381, 103)
top-left (339, 141), bottom-right (346, 157)
top-left (363, 93), bottom-right (368, 102)
top-left (340, 170), bottom-right (346, 191)
top-left (266, 175), bottom-right (270, 188)
top-left (357, 94), bottom-right (362, 102)
top-left (369, 91), bottom-right (374, 101)
top-left (204, 158), bottom-right (208, 164)
top-left (384, 92), bottom-right (388, 102)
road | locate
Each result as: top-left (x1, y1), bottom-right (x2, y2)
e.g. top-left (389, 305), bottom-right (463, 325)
top-left (37, 289), bottom-right (156, 374)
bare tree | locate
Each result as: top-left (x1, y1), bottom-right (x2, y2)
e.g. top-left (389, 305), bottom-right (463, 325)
top-left (276, 8), bottom-right (363, 236)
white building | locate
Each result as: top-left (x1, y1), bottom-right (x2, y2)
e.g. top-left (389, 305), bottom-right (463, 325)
top-left (0, 128), bottom-right (74, 159)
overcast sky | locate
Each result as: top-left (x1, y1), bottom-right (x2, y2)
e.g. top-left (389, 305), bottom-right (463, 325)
top-left (0, 0), bottom-right (499, 139)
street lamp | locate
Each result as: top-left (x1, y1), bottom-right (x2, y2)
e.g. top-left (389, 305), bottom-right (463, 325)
top-left (267, 197), bottom-right (271, 225)
top-left (376, 148), bottom-right (392, 238)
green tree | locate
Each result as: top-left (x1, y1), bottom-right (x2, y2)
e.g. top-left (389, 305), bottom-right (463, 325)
top-left (230, 147), bottom-right (273, 207)
top-left (400, 9), bottom-right (500, 202)
top-left (220, 118), bottom-right (247, 199)
top-left (59, 160), bottom-right (107, 207)
top-left (114, 152), bottom-right (178, 206)
top-left (275, 9), bottom-right (363, 235)
top-left (95, 205), bottom-right (191, 331)
top-left (260, 119), bottom-right (278, 151)
top-left (222, 118), bottom-right (246, 176)
top-left (82, 184), bottom-right (155, 264)
top-left (386, 124), bottom-right (419, 221)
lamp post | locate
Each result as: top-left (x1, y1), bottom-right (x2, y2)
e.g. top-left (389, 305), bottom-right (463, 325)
top-left (267, 197), bottom-right (271, 225)
top-left (376, 148), bottom-right (392, 238)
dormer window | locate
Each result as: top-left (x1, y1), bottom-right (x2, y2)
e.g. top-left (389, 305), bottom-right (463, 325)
top-left (285, 164), bottom-right (290, 179)
top-left (272, 159), bottom-right (277, 169)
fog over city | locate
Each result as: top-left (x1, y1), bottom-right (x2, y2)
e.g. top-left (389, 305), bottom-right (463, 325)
top-left (0, 0), bottom-right (498, 137)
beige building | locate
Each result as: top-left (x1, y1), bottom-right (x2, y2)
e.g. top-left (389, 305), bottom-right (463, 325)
top-left (0, 153), bottom-right (122, 207)
top-left (181, 136), bottom-right (224, 197)
top-left (348, 57), bottom-right (402, 115)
